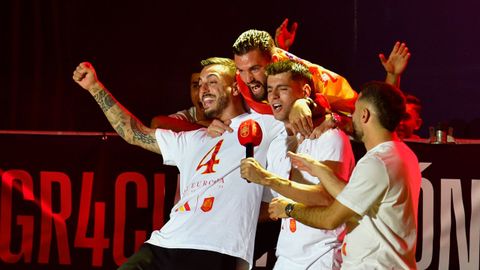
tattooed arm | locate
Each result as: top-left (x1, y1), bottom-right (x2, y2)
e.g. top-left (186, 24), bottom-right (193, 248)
top-left (73, 62), bottom-right (161, 154)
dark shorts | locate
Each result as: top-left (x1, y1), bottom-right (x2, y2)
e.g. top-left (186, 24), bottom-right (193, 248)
top-left (118, 243), bottom-right (239, 270)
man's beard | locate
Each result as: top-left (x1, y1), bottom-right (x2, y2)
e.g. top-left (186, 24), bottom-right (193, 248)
top-left (352, 121), bottom-right (364, 142)
top-left (204, 94), bottom-right (229, 119)
top-left (247, 80), bottom-right (266, 102)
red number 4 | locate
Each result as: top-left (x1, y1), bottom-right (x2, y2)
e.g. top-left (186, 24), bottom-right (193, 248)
top-left (196, 140), bottom-right (224, 174)
top-left (74, 172), bottom-right (109, 266)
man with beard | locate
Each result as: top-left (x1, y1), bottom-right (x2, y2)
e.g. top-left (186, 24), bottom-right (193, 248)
top-left (210, 30), bottom-right (410, 140)
top-left (73, 57), bottom-right (286, 270)
top-left (232, 30), bottom-right (357, 110)
top-left (240, 60), bottom-right (355, 269)
top-left (268, 81), bottom-right (422, 269)
top-left (231, 29), bottom-right (357, 137)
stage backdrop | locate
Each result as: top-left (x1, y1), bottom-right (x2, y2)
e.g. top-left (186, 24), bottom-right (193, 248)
top-left (0, 132), bottom-right (479, 270)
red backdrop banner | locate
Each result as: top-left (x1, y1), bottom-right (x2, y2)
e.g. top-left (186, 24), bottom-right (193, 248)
top-left (0, 133), bottom-right (479, 269)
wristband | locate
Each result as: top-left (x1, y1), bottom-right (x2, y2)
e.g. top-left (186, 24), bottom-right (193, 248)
top-left (285, 203), bottom-right (295, 217)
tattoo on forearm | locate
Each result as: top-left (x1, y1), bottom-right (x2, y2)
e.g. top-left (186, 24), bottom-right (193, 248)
top-left (131, 120), bottom-right (155, 144)
top-left (94, 91), bottom-right (116, 112)
top-left (90, 87), bottom-right (157, 152)
top-left (116, 124), bottom-right (125, 138)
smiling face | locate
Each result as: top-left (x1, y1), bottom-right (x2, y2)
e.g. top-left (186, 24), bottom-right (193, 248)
top-left (267, 72), bottom-right (307, 123)
top-left (234, 48), bottom-right (271, 102)
top-left (198, 65), bottom-right (233, 119)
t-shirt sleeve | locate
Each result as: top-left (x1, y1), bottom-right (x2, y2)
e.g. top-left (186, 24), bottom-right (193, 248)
top-left (155, 128), bottom-right (188, 166)
top-left (316, 130), bottom-right (355, 182)
top-left (335, 155), bottom-right (388, 216)
top-left (314, 129), bottom-right (348, 162)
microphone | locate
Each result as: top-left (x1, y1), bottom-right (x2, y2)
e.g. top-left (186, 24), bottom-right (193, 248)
top-left (238, 119), bottom-right (263, 183)
top-left (238, 119), bottom-right (263, 158)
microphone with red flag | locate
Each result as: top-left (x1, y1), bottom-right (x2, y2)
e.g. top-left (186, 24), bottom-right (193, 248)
top-left (238, 119), bottom-right (263, 183)
top-left (238, 119), bottom-right (263, 158)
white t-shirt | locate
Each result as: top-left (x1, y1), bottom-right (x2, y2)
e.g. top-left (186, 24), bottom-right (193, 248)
top-left (146, 112), bottom-right (286, 268)
top-left (336, 140), bottom-right (421, 269)
top-left (271, 129), bottom-right (355, 270)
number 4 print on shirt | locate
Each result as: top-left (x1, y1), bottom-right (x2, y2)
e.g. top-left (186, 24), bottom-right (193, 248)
top-left (196, 139), bottom-right (224, 174)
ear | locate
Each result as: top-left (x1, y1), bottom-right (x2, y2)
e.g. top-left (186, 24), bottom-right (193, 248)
top-left (231, 81), bottom-right (240, 96)
top-left (302, 83), bottom-right (311, 98)
top-left (361, 108), bottom-right (371, 124)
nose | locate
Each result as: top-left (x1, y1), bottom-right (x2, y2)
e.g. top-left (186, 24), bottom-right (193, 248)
top-left (200, 82), bottom-right (210, 93)
top-left (267, 88), bottom-right (279, 102)
top-left (245, 71), bottom-right (254, 83)
top-left (199, 83), bottom-right (209, 98)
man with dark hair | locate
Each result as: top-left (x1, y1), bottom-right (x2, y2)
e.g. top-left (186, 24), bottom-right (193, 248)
top-left (73, 57), bottom-right (286, 270)
top-left (268, 81), bottom-right (422, 269)
top-left (264, 60), bottom-right (315, 92)
top-left (231, 29), bottom-right (357, 137)
top-left (241, 60), bottom-right (355, 269)
top-left (212, 31), bottom-right (410, 140)
top-left (353, 81), bottom-right (407, 133)
top-left (232, 29), bottom-right (356, 113)
top-left (397, 94), bottom-right (423, 139)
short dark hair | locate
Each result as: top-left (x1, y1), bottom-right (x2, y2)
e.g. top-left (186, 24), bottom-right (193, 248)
top-left (359, 81), bottom-right (406, 132)
top-left (265, 60), bottom-right (315, 98)
top-left (232, 29), bottom-right (274, 59)
top-left (405, 93), bottom-right (422, 115)
top-left (200, 57), bottom-right (236, 79)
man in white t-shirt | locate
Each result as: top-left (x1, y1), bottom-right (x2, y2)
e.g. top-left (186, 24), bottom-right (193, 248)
top-left (240, 60), bottom-right (355, 269)
top-left (73, 57), bottom-right (286, 270)
top-left (268, 81), bottom-right (422, 269)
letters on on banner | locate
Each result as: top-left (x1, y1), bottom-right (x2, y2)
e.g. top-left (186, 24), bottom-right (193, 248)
top-left (0, 135), bottom-right (478, 270)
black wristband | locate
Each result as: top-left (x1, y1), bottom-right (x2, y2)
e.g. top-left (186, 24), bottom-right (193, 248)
top-left (285, 203), bottom-right (295, 217)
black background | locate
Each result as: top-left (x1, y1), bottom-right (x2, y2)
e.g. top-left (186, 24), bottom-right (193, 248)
top-left (2, 0), bottom-right (480, 137)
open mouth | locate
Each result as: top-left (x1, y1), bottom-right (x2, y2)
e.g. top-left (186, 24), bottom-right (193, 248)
top-left (202, 94), bottom-right (216, 109)
top-left (248, 83), bottom-right (263, 95)
top-left (271, 103), bottom-right (282, 112)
